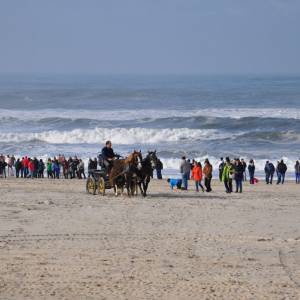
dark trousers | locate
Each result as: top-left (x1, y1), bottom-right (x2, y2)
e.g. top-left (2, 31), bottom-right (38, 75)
top-left (182, 173), bottom-right (189, 190)
top-left (195, 180), bottom-right (204, 192)
top-left (235, 179), bottom-right (243, 193)
top-left (224, 179), bottom-right (232, 193)
top-left (296, 173), bottom-right (300, 184)
top-left (249, 172), bottom-right (255, 184)
top-left (265, 173), bottom-right (274, 184)
top-left (156, 168), bottom-right (162, 179)
top-left (277, 172), bottom-right (285, 184)
top-left (205, 177), bottom-right (212, 192)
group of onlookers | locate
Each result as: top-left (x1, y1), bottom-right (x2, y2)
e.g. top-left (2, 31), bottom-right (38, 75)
top-left (167, 156), bottom-right (299, 194)
top-left (168, 157), bottom-right (213, 192)
top-left (219, 157), bottom-right (245, 193)
top-left (0, 154), bottom-right (87, 179)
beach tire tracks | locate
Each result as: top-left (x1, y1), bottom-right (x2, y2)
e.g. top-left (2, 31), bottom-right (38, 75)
top-left (279, 246), bottom-right (300, 289)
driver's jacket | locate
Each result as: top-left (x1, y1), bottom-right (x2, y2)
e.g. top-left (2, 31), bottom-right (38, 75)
top-left (101, 147), bottom-right (115, 160)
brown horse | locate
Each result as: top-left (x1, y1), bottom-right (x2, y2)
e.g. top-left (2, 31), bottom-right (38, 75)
top-left (109, 150), bottom-right (142, 196)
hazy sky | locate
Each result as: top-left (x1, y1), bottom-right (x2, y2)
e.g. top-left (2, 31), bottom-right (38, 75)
top-left (1, 0), bottom-right (300, 74)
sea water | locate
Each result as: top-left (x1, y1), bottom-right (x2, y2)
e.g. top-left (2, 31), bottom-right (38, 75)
top-left (1, 74), bottom-right (300, 178)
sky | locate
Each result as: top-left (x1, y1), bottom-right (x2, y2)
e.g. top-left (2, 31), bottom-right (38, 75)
top-left (0, 0), bottom-right (300, 74)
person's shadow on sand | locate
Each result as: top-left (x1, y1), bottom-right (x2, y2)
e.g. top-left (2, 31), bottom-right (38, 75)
top-left (147, 193), bottom-right (226, 200)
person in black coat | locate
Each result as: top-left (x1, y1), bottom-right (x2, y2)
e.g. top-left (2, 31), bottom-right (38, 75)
top-left (234, 158), bottom-right (244, 193)
top-left (277, 160), bottom-right (287, 184)
top-left (248, 159), bottom-right (255, 184)
top-left (155, 159), bottom-right (163, 180)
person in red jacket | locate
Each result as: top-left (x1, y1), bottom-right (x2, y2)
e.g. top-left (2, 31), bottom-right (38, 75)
top-left (28, 158), bottom-right (35, 178)
top-left (23, 156), bottom-right (29, 177)
top-left (191, 161), bottom-right (205, 192)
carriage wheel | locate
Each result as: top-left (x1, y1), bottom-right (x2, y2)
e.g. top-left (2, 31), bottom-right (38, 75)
top-left (98, 177), bottom-right (106, 196)
top-left (86, 177), bottom-right (96, 195)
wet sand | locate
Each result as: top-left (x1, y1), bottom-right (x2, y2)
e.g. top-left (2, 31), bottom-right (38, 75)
top-left (0, 178), bottom-right (299, 299)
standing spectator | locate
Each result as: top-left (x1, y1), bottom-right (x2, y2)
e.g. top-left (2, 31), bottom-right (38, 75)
top-left (7, 155), bottom-right (15, 176)
top-left (155, 159), bottom-right (163, 180)
top-left (234, 159), bottom-right (244, 193)
top-left (20, 157), bottom-right (25, 178)
top-left (47, 159), bottom-right (53, 178)
top-left (269, 162), bottom-right (275, 184)
top-left (38, 159), bottom-right (45, 178)
top-left (295, 160), bottom-right (300, 184)
top-left (23, 156), bottom-right (29, 178)
top-left (218, 157), bottom-right (225, 182)
top-left (88, 158), bottom-right (93, 177)
top-left (15, 158), bottom-right (22, 178)
top-left (27, 158), bottom-right (35, 178)
top-left (180, 156), bottom-right (190, 190)
top-left (78, 159), bottom-right (86, 179)
top-left (241, 159), bottom-right (247, 181)
top-left (264, 161), bottom-right (271, 184)
top-left (248, 159), bottom-right (255, 184)
top-left (203, 159), bottom-right (213, 192)
top-left (53, 159), bottom-right (60, 179)
top-left (222, 157), bottom-right (234, 193)
top-left (191, 161), bottom-right (204, 192)
top-left (33, 157), bottom-right (39, 178)
top-left (277, 160), bottom-right (287, 184)
top-left (62, 158), bottom-right (69, 179)
top-left (0, 158), bottom-right (7, 178)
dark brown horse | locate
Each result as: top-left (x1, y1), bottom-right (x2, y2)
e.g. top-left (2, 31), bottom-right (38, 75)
top-left (109, 151), bottom-right (142, 196)
top-left (135, 151), bottom-right (159, 197)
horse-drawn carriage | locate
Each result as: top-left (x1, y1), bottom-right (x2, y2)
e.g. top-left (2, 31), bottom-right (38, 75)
top-left (86, 151), bottom-right (158, 197)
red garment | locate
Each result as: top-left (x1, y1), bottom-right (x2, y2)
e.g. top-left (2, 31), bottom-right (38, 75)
top-left (192, 165), bottom-right (203, 181)
top-left (23, 157), bottom-right (29, 168)
top-left (28, 161), bottom-right (35, 172)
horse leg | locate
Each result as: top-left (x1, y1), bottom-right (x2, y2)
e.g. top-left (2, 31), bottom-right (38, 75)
top-left (137, 180), bottom-right (144, 196)
top-left (144, 177), bottom-right (150, 196)
top-left (126, 176), bottom-right (131, 197)
top-left (113, 179), bottom-right (118, 196)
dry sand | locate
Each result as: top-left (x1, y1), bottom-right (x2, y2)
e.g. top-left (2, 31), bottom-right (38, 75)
top-left (0, 178), bottom-right (299, 300)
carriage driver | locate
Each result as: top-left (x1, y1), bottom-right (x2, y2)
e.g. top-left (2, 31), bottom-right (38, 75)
top-left (101, 140), bottom-right (117, 171)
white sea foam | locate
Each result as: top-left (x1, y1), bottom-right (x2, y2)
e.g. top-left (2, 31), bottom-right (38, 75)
top-left (2, 107), bottom-right (300, 121)
top-left (0, 127), bottom-right (231, 144)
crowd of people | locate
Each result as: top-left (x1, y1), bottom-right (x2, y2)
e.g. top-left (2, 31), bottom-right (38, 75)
top-left (1, 153), bottom-right (300, 193)
top-left (167, 157), bottom-right (300, 194)
top-left (0, 154), bottom-right (93, 179)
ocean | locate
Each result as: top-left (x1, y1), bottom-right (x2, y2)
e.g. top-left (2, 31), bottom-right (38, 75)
top-left (1, 74), bottom-right (300, 177)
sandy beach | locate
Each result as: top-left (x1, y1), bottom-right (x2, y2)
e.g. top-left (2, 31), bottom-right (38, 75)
top-left (0, 178), bottom-right (299, 299)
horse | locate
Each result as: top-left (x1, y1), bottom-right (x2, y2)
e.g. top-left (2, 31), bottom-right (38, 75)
top-left (135, 151), bottom-right (159, 197)
top-left (109, 150), bottom-right (142, 196)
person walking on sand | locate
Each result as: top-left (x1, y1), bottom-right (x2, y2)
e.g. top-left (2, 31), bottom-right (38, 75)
top-left (248, 159), bottom-right (255, 184)
top-left (191, 161), bottom-right (205, 192)
top-left (203, 159), bottom-right (213, 192)
top-left (222, 157), bottom-right (234, 193)
top-left (295, 160), bottom-right (300, 184)
top-left (277, 159), bottom-right (287, 184)
top-left (218, 157), bottom-right (225, 182)
top-left (180, 156), bottom-right (190, 190)
top-left (234, 158), bottom-right (244, 193)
